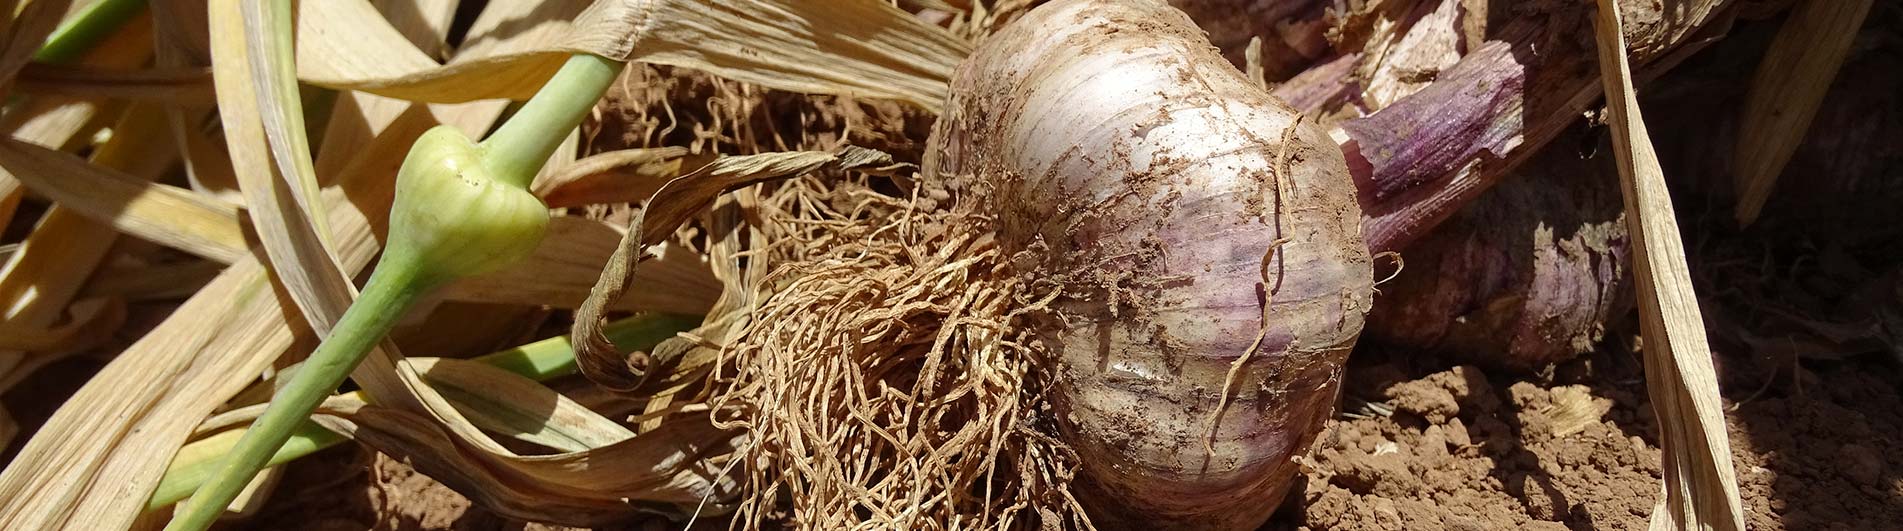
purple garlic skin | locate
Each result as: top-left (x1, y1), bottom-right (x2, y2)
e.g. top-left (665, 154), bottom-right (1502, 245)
top-left (1366, 143), bottom-right (1632, 370)
top-left (925, 0), bottom-right (1372, 528)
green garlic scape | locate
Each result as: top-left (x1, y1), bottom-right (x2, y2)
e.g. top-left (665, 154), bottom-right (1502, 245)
top-left (386, 125), bottom-right (549, 286)
top-left (167, 53), bottom-right (626, 531)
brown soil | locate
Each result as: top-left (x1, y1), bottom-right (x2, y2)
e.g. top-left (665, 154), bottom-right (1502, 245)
top-left (1266, 348), bottom-right (1903, 530)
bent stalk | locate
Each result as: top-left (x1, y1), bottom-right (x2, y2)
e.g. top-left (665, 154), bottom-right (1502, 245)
top-left (166, 53), bottom-right (626, 531)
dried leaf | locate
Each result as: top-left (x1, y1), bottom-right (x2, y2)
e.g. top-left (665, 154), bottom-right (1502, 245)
top-left (0, 9), bottom-right (481, 528)
top-left (573, 147), bottom-right (904, 390)
top-left (534, 146), bottom-right (697, 208)
top-left (1732, 0), bottom-right (1872, 225)
top-left (0, 298), bottom-right (124, 352)
top-left (0, 134), bottom-right (248, 263)
top-left (443, 217), bottom-right (720, 315)
top-left (211, 0), bottom-right (356, 336)
top-left (13, 63), bottom-right (214, 104)
top-left (372, 0), bottom-right (457, 59)
top-left (410, 357), bottom-right (635, 453)
top-left (81, 260), bottom-right (223, 301)
top-left (1353, 0), bottom-right (1468, 110)
top-left (0, 258), bottom-right (296, 530)
top-left (331, 406), bottom-right (737, 525)
top-left (0, 0), bottom-right (76, 89)
top-left (0, 10), bottom-right (154, 235)
top-left (1548, 386), bottom-right (1613, 438)
top-left (295, 0), bottom-right (968, 111)
top-left (1590, 3), bottom-right (1744, 529)
top-left (149, 312), bottom-right (704, 510)
top-left (168, 2), bottom-right (733, 524)
top-left (0, 106), bottom-right (181, 456)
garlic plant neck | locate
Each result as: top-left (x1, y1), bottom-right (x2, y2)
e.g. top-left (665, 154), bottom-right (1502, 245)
top-left (479, 53), bottom-right (626, 189)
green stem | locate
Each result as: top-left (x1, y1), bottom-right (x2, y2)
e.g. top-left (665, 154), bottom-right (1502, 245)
top-left (163, 51), bottom-right (629, 530)
top-left (144, 313), bottom-right (702, 510)
top-left (148, 422), bottom-right (346, 511)
top-left (478, 53), bottom-right (624, 188)
top-left (33, 0), bottom-right (147, 63)
top-left (165, 264), bottom-right (426, 531)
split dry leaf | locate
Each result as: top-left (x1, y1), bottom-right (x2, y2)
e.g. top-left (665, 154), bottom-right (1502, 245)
top-left (12, 63), bottom-right (215, 104)
top-left (1590, 2), bottom-right (1745, 530)
top-left (621, 194), bottom-right (764, 434)
top-left (572, 146), bottom-right (905, 391)
top-left (534, 146), bottom-right (697, 208)
top-left (1732, 0), bottom-right (1873, 225)
top-left (444, 217), bottom-right (721, 315)
top-left (294, 0), bottom-right (968, 111)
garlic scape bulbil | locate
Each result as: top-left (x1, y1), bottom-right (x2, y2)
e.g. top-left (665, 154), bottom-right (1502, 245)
top-left (385, 125), bottom-right (550, 286)
top-left (168, 54), bottom-right (626, 531)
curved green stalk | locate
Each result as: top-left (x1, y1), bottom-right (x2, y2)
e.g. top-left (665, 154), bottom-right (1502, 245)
top-left (481, 53), bottom-right (624, 188)
top-left (33, 0), bottom-right (147, 63)
top-left (146, 313), bottom-right (701, 510)
top-left (149, 422), bottom-right (345, 513)
top-left (165, 53), bottom-right (627, 531)
top-left (166, 265), bottom-right (424, 531)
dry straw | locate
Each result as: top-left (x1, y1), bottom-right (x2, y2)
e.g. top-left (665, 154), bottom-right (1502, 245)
top-left (1732, 0), bottom-right (1873, 225)
top-left (1590, 2), bottom-right (1745, 529)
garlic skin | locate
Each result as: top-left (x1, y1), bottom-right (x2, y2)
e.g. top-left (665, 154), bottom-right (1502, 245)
top-left (926, 0), bottom-right (1372, 528)
top-left (387, 125), bottom-right (550, 285)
